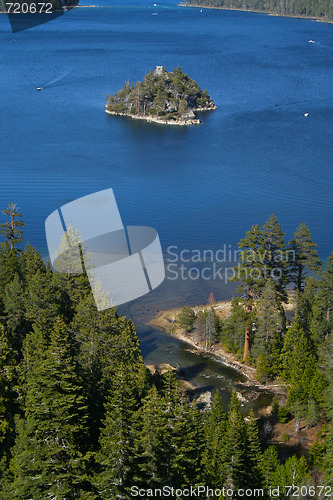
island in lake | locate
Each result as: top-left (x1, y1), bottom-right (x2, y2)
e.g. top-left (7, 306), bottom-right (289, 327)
top-left (105, 66), bottom-right (217, 125)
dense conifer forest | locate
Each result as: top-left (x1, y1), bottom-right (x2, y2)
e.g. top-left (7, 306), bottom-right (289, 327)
top-left (182, 0), bottom-right (333, 21)
top-left (0, 205), bottom-right (332, 498)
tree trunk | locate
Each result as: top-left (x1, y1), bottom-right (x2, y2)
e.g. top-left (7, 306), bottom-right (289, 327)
top-left (295, 415), bottom-right (300, 433)
top-left (244, 291), bottom-right (253, 361)
top-left (243, 326), bottom-right (250, 361)
top-left (297, 265), bottom-right (302, 291)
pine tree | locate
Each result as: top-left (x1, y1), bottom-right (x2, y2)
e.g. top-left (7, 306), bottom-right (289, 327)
top-left (0, 325), bottom-right (17, 472)
top-left (9, 317), bottom-right (92, 499)
top-left (288, 223), bottom-right (322, 292)
top-left (193, 311), bottom-right (205, 344)
top-left (159, 371), bottom-right (186, 485)
top-left (95, 364), bottom-right (138, 500)
top-left (171, 395), bottom-right (204, 487)
top-left (319, 331), bottom-right (333, 421)
top-left (233, 224), bottom-right (267, 296)
top-left (219, 391), bottom-right (248, 490)
top-left (177, 306), bottom-right (195, 333)
top-left (323, 426), bottom-right (333, 487)
top-left (280, 314), bottom-right (305, 380)
top-left (318, 252), bottom-right (333, 323)
top-left (309, 252), bottom-right (333, 346)
top-left (0, 242), bottom-right (20, 307)
top-left (245, 409), bottom-right (263, 487)
top-left (134, 386), bottom-right (165, 488)
top-left (260, 446), bottom-right (280, 494)
top-left (3, 274), bottom-right (28, 351)
top-left (281, 315), bottom-right (323, 428)
top-left (0, 204), bottom-right (25, 251)
top-left (203, 390), bottom-right (227, 487)
top-left (19, 242), bottom-right (46, 282)
top-left (23, 268), bottom-right (62, 331)
top-left (253, 278), bottom-right (284, 380)
top-left (274, 455), bottom-right (310, 494)
top-left (72, 294), bottom-right (145, 453)
top-left (296, 277), bottom-right (320, 344)
top-left (220, 298), bottom-right (250, 355)
top-left (232, 225), bottom-right (266, 360)
top-left (204, 309), bottom-right (216, 349)
top-left (262, 214), bottom-right (289, 301)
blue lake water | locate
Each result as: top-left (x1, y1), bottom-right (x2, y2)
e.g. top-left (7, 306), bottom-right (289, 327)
top-left (1, 0), bottom-right (333, 407)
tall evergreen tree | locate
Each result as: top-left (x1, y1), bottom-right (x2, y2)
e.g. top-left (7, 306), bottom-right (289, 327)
top-left (9, 317), bottom-right (92, 499)
top-left (0, 242), bottom-right (20, 308)
top-left (135, 374), bottom-right (204, 490)
top-left (24, 269), bottom-right (62, 330)
top-left (134, 385), bottom-right (166, 488)
top-left (309, 252), bottom-right (333, 346)
top-left (232, 225), bottom-right (267, 360)
top-left (161, 372), bottom-right (204, 486)
top-left (262, 214), bottom-right (289, 301)
top-left (281, 315), bottom-right (325, 427)
top-left (95, 364), bottom-right (138, 500)
top-left (3, 274), bottom-right (28, 351)
top-left (177, 306), bottom-right (195, 333)
top-left (0, 204), bottom-right (25, 252)
top-left (318, 252), bottom-right (333, 323)
top-left (319, 332), bottom-right (333, 423)
top-left (274, 455), bottom-right (310, 496)
top-left (203, 390), bottom-right (227, 487)
top-left (193, 311), bottom-right (205, 345)
top-left (260, 446), bottom-right (280, 495)
top-left (219, 392), bottom-right (248, 490)
top-left (288, 223), bottom-right (322, 292)
top-left (204, 309), bottom-right (216, 349)
top-left (280, 314), bottom-right (305, 380)
top-left (245, 409), bottom-right (263, 488)
top-left (253, 278), bottom-right (284, 380)
top-left (0, 325), bottom-right (17, 475)
top-left (19, 242), bottom-right (46, 282)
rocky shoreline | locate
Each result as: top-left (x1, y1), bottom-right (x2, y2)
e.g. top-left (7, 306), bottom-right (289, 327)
top-left (178, 2), bottom-right (333, 24)
top-left (105, 104), bottom-right (217, 126)
top-left (150, 301), bottom-right (290, 402)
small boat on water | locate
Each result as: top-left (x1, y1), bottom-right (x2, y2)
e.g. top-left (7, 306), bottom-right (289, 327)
top-left (36, 87), bottom-right (43, 91)
top-left (309, 40), bottom-right (316, 44)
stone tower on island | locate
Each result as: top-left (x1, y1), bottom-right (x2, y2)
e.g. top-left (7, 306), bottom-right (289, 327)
top-left (154, 66), bottom-right (163, 76)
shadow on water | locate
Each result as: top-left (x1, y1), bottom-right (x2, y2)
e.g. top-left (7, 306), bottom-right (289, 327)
top-left (179, 362), bottom-right (210, 382)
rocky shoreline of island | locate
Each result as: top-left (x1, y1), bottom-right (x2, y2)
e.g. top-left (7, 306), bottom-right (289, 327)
top-left (105, 103), bottom-right (217, 126)
top-left (105, 108), bottom-right (201, 125)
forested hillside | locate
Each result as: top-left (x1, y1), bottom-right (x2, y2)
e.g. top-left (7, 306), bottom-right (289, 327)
top-left (0, 205), bottom-right (332, 498)
top-left (182, 0), bottom-right (333, 21)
